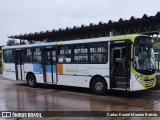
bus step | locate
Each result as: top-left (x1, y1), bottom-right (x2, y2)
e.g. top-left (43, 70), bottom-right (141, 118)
top-left (116, 82), bottom-right (128, 88)
top-left (114, 76), bottom-right (126, 78)
top-left (111, 88), bottom-right (126, 91)
top-left (45, 82), bottom-right (57, 84)
top-left (114, 76), bottom-right (127, 82)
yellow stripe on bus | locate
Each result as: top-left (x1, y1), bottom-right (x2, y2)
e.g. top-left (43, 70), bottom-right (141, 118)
top-left (57, 64), bottom-right (63, 74)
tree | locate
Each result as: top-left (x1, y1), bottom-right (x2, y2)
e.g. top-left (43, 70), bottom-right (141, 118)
top-left (154, 37), bottom-right (160, 52)
top-left (19, 41), bottom-right (27, 45)
top-left (6, 39), bottom-right (18, 46)
top-left (6, 39), bottom-right (27, 46)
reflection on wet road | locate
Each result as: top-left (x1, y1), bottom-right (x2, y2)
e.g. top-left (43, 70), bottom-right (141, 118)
top-left (0, 78), bottom-right (160, 120)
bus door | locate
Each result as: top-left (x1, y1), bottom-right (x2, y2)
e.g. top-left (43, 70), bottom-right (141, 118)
top-left (110, 40), bottom-right (131, 90)
top-left (15, 50), bottom-right (24, 80)
top-left (42, 48), bottom-right (56, 83)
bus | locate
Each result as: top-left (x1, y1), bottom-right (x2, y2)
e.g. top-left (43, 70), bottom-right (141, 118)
top-left (2, 34), bottom-right (156, 95)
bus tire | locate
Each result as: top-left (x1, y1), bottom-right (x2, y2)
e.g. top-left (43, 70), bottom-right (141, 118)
top-left (27, 74), bottom-right (37, 87)
top-left (91, 78), bottom-right (107, 95)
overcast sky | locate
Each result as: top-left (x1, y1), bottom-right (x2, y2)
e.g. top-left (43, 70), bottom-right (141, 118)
top-left (0, 0), bottom-right (160, 46)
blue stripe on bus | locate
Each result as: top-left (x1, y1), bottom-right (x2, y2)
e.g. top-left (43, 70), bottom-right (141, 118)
top-left (46, 65), bottom-right (56, 73)
top-left (33, 64), bottom-right (56, 73)
top-left (33, 64), bottom-right (43, 73)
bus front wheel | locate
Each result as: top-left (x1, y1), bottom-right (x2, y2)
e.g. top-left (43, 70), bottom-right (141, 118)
top-left (91, 78), bottom-right (107, 95)
top-left (27, 74), bottom-right (37, 87)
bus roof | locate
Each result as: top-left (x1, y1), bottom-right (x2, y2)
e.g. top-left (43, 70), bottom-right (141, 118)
top-left (3, 37), bottom-right (109, 49)
top-left (110, 34), bottom-right (148, 41)
top-left (3, 34), bottom-right (149, 50)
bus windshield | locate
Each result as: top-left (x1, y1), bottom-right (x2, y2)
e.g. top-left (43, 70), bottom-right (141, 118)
top-left (133, 37), bottom-right (156, 72)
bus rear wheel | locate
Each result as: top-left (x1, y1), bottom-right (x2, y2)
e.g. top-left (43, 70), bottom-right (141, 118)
top-left (91, 78), bottom-right (107, 95)
top-left (27, 74), bottom-right (37, 87)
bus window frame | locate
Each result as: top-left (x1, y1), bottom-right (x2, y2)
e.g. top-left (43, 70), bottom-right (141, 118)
top-left (3, 49), bottom-right (15, 63)
top-left (24, 48), bottom-right (33, 63)
top-left (73, 44), bottom-right (89, 63)
top-left (33, 47), bottom-right (42, 63)
top-left (133, 36), bottom-right (156, 75)
top-left (89, 42), bottom-right (108, 64)
top-left (57, 45), bottom-right (72, 63)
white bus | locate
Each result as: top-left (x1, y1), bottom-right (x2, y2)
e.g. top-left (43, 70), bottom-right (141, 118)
top-left (2, 34), bottom-right (156, 95)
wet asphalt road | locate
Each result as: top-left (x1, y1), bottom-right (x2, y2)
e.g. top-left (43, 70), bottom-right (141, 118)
top-left (1, 76), bottom-right (160, 120)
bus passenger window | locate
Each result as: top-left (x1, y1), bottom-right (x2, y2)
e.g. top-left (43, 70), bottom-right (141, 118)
top-left (89, 43), bottom-right (108, 63)
top-left (58, 46), bottom-right (71, 63)
top-left (92, 54), bottom-right (100, 63)
top-left (33, 48), bottom-right (41, 63)
top-left (4, 50), bottom-right (15, 63)
top-left (25, 49), bottom-right (32, 62)
top-left (52, 51), bottom-right (56, 62)
top-left (73, 45), bottom-right (88, 63)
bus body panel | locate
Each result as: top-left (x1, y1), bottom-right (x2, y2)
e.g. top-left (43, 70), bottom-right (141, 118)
top-left (34, 74), bottom-right (44, 83)
top-left (24, 64), bottom-right (33, 76)
top-left (24, 63), bottom-right (45, 83)
top-left (130, 73), bottom-right (156, 91)
top-left (56, 64), bottom-right (109, 88)
top-left (45, 65), bottom-right (56, 83)
top-left (57, 64), bottom-right (81, 87)
top-left (32, 63), bottom-right (44, 83)
top-left (3, 63), bottom-right (16, 80)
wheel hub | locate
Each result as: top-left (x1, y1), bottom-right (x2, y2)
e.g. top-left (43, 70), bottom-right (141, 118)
top-left (29, 78), bottom-right (34, 86)
top-left (95, 82), bottom-right (104, 91)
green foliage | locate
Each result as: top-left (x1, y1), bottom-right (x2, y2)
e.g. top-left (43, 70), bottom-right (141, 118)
top-left (154, 37), bottom-right (160, 52)
top-left (19, 41), bottom-right (27, 45)
top-left (6, 39), bottom-right (18, 46)
top-left (6, 39), bottom-right (26, 46)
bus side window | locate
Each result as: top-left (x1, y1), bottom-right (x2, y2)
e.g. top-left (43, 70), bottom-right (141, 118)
top-left (4, 50), bottom-right (15, 63)
top-left (89, 43), bottom-right (108, 64)
top-left (33, 48), bottom-right (41, 63)
top-left (58, 46), bottom-right (71, 63)
top-left (92, 54), bottom-right (100, 63)
top-left (73, 45), bottom-right (88, 63)
top-left (25, 48), bottom-right (32, 63)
